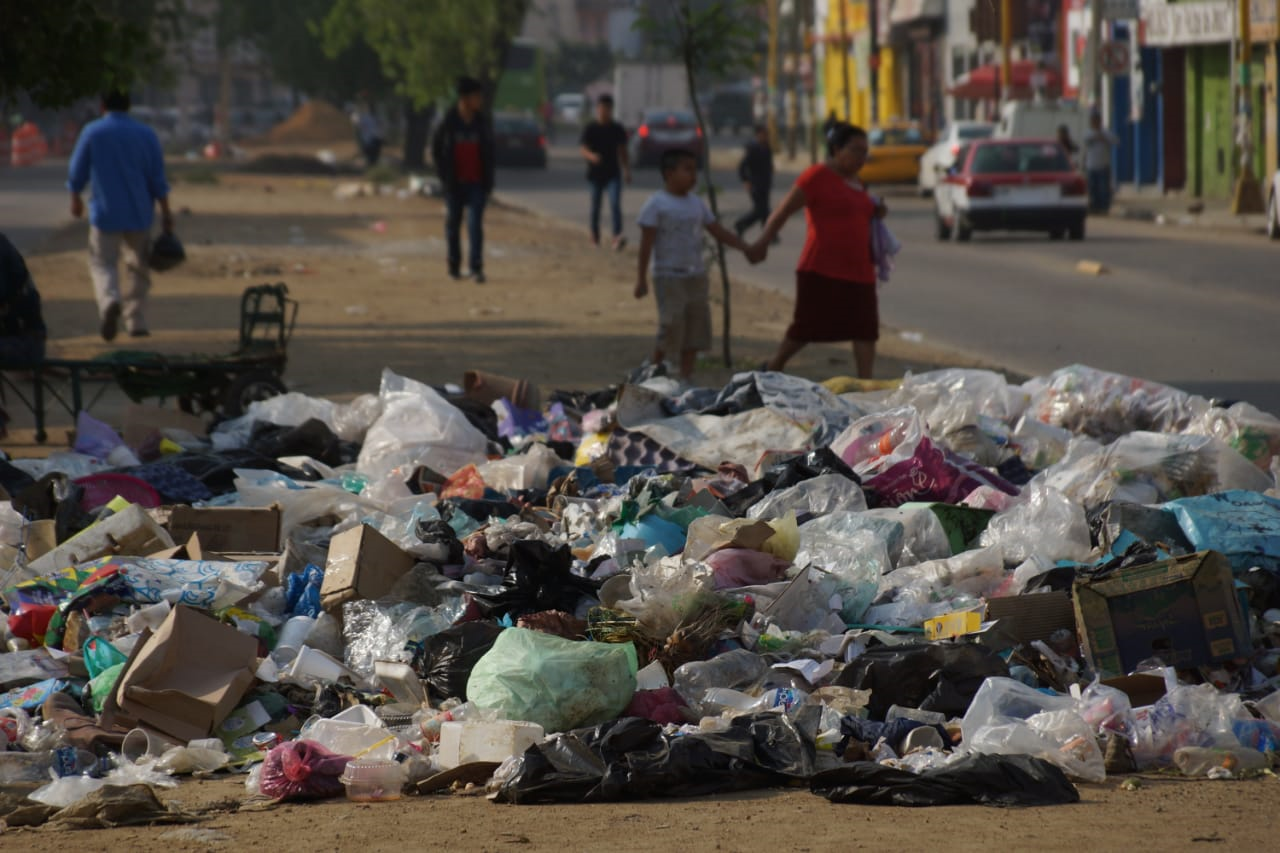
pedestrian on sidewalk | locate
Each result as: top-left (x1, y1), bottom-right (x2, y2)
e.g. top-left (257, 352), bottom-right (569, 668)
top-left (66, 90), bottom-right (173, 341)
top-left (353, 97), bottom-right (383, 168)
top-left (635, 149), bottom-right (753, 382)
top-left (1084, 110), bottom-right (1119, 214)
top-left (432, 77), bottom-right (495, 283)
top-left (579, 94), bottom-right (631, 251)
top-left (749, 122), bottom-right (888, 379)
top-left (1057, 124), bottom-right (1079, 170)
top-left (734, 125), bottom-right (775, 240)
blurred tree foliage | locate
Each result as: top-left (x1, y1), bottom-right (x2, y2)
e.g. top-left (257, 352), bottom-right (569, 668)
top-left (546, 42), bottom-right (615, 98)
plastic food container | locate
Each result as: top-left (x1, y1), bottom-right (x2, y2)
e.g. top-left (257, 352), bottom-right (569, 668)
top-left (339, 759), bottom-right (406, 802)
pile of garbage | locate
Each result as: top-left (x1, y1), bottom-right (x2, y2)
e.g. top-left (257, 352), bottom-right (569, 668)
top-left (2, 362), bottom-right (1280, 823)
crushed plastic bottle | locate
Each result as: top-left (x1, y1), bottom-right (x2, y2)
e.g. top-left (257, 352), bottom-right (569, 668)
top-left (1173, 746), bottom-right (1269, 778)
top-left (673, 649), bottom-right (769, 703)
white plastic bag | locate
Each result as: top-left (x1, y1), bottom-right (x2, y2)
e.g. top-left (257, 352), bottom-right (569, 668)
top-left (357, 369), bottom-right (489, 484)
top-left (886, 369), bottom-right (1028, 436)
top-left (795, 526), bottom-right (888, 624)
top-left (978, 483), bottom-right (1092, 564)
top-left (746, 473), bottom-right (867, 521)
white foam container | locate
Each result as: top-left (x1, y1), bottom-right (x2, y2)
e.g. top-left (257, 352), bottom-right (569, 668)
top-left (436, 720), bottom-right (545, 769)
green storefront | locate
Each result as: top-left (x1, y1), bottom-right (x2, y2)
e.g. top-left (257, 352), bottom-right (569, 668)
top-left (1185, 42), bottom-right (1266, 198)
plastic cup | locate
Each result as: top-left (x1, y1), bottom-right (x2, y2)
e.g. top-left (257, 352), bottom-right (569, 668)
top-left (286, 645), bottom-right (346, 684)
top-left (121, 727), bottom-right (180, 764)
top-left (273, 615), bottom-right (316, 664)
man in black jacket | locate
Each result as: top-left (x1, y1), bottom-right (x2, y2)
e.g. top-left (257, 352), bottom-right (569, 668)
top-left (734, 125), bottom-right (775, 239)
top-left (432, 77), bottom-right (495, 283)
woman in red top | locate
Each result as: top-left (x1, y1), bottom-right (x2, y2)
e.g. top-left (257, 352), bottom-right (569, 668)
top-left (751, 123), bottom-right (887, 378)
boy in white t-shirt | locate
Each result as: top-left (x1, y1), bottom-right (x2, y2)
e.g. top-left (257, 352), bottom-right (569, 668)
top-left (636, 149), bottom-right (750, 381)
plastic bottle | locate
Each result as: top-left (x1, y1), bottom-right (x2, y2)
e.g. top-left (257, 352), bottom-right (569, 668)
top-left (673, 649), bottom-right (769, 703)
top-left (1172, 746), bottom-right (1269, 778)
top-left (0, 748), bottom-right (97, 784)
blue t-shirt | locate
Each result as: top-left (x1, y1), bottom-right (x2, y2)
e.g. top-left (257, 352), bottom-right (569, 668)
top-left (67, 113), bottom-right (170, 232)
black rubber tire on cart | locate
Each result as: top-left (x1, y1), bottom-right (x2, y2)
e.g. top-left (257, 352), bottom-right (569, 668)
top-left (221, 369), bottom-right (287, 418)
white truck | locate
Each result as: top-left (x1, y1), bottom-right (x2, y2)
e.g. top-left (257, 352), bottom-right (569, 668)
top-left (993, 99), bottom-right (1088, 147)
top-left (612, 62), bottom-right (690, 131)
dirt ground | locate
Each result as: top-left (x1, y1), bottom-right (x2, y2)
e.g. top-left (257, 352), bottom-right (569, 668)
top-left (9, 771), bottom-right (1274, 851)
top-left (5, 169), bottom-right (1273, 848)
top-left (5, 165), bottom-right (985, 454)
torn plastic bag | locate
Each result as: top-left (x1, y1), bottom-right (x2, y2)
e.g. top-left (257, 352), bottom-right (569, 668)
top-left (800, 511), bottom-right (908, 568)
top-left (964, 708), bottom-right (1106, 783)
top-left (810, 753), bottom-right (1079, 807)
top-left (746, 473), bottom-right (868, 522)
top-left (1165, 490), bottom-right (1280, 573)
top-left (795, 526), bottom-right (887, 624)
top-left (473, 539), bottom-right (600, 620)
top-left (614, 555), bottom-right (717, 638)
top-left (466, 628), bottom-right (638, 734)
top-left (493, 712), bottom-right (817, 804)
top-left (410, 621), bottom-right (505, 702)
top-left (835, 642), bottom-right (1010, 721)
top-left (1087, 501), bottom-right (1192, 557)
top-left (1024, 364), bottom-right (1209, 442)
top-left (978, 483), bottom-right (1092, 564)
top-left (258, 739), bottom-right (352, 801)
top-left (1184, 400), bottom-right (1280, 471)
top-left (706, 548), bottom-right (792, 589)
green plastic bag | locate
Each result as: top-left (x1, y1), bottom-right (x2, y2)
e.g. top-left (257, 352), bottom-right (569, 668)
top-left (83, 637), bottom-right (128, 680)
top-left (467, 628), bottom-right (638, 734)
top-left (89, 662), bottom-right (125, 713)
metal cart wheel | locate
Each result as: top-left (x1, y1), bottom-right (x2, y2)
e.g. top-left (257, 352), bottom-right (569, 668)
top-left (220, 369), bottom-right (287, 417)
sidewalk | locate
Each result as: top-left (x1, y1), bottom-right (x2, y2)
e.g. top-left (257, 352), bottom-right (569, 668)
top-left (1109, 185), bottom-right (1272, 235)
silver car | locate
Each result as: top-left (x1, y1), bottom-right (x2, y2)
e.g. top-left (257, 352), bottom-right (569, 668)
top-left (918, 121), bottom-right (994, 196)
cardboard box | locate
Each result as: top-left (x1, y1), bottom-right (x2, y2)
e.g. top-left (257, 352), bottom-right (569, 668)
top-left (924, 610), bottom-right (984, 641)
top-left (986, 591), bottom-right (1077, 644)
top-left (109, 605), bottom-right (258, 743)
top-left (167, 506), bottom-right (281, 554)
top-left (320, 524), bottom-right (416, 611)
top-left (1073, 550), bottom-right (1251, 678)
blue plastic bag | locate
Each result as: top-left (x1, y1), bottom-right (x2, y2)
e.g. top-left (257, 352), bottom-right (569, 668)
top-left (286, 564), bottom-right (325, 617)
top-left (1166, 490), bottom-right (1280, 573)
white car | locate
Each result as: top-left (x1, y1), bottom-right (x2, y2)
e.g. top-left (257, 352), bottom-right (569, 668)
top-left (1268, 169), bottom-right (1280, 240)
top-left (917, 121), bottom-right (994, 196)
top-left (553, 93), bottom-right (586, 124)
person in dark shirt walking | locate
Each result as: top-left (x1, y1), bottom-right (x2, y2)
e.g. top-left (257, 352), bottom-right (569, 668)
top-left (432, 77), bottom-right (495, 283)
top-left (579, 95), bottom-right (631, 250)
top-left (734, 125), bottom-right (775, 239)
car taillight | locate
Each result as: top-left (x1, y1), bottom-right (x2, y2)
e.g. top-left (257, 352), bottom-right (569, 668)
top-left (1062, 176), bottom-right (1086, 196)
top-left (538, 135), bottom-right (547, 148)
top-left (967, 179), bottom-right (993, 198)
top-left (638, 125), bottom-right (649, 139)
top-left (695, 126), bottom-right (703, 138)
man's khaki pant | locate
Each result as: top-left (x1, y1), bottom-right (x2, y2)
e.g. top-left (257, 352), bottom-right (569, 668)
top-left (88, 227), bottom-right (151, 333)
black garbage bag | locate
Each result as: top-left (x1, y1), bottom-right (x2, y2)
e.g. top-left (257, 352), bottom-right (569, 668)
top-left (11, 473), bottom-right (90, 542)
top-left (414, 518), bottom-right (464, 566)
top-left (410, 621), bottom-right (504, 702)
top-left (473, 539), bottom-right (599, 620)
top-left (810, 753), bottom-right (1080, 807)
top-left (723, 448), bottom-right (860, 516)
top-left (441, 497), bottom-right (521, 524)
top-left (834, 642), bottom-right (1009, 721)
top-left (249, 418), bottom-right (356, 467)
top-left (494, 712), bottom-right (817, 804)
top-left (0, 459), bottom-right (35, 500)
top-left (837, 717), bottom-right (950, 756)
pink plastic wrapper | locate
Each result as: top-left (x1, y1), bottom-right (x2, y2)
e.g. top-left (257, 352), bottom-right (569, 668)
top-left (259, 739), bottom-right (352, 801)
top-left (865, 437), bottom-right (1018, 507)
top-left (706, 548), bottom-right (793, 589)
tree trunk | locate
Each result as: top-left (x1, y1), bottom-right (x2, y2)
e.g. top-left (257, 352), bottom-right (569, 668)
top-left (403, 102), bottom-right (433, 171)
top-left (682, 45), bottom-right (733, 368)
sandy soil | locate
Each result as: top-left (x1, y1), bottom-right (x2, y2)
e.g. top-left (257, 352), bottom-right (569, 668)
top-left (5, 167), bottom-right (987, 455)
top-left (8, 170), bottom-right (1270, 848)
top-left (10, 772), bottom-right (1273, 851)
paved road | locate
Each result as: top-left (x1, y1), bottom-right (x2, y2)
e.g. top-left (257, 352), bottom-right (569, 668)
top-left (499, 144), bottom-right (1280, 414)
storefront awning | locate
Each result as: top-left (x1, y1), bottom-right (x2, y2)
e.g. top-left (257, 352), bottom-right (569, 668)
top-left (948, 61), bottom-right (1062, 101)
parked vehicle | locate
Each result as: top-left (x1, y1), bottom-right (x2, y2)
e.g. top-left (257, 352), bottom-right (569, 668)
top-left (918, 120), bottom-right (995, 195)
top-left (860, 124), bottom-right (929, 185)
top-left (1268, 169), bottom-right (1280, 240)
top-left (994, 100), bottom-right (1087, 146)
top-left (934, 138), bottom-right (1087, 242)
top-left (493, 113), bottom-right (548, 168)
top-left (630, 109), bottom-right (704, 167)
top-left (708, 86), bottom-right (754, 136)
top-left (553, 93), bottom-right (586, 124)
top-left (613, 63), bottom-right (689, 132)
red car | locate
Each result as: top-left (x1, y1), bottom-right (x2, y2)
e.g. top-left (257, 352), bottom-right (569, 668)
top-left (934, 138), bottom-right (1087, 241)
top-left (630, 109), bottom-right (705, 167)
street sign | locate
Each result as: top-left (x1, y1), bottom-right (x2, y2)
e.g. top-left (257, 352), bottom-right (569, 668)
top-left (1101, 0), bottom-right (1139, 20)
top-left (1099, 40), bottom-right (1130, 76)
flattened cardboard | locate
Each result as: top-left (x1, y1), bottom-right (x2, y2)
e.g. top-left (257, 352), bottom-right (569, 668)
top-left (110, 605), bottom-right (258, 743)
top-left (986, 591), bottom-right (1077, 644)
top-left (319, 524), bottom-right (416, 611)
top-left (1073, 550), bottom-right (1251, 678)
top-left (22, 504), bottom-right (174, 581)
top-left (167, 506), bottom-right (281, 554)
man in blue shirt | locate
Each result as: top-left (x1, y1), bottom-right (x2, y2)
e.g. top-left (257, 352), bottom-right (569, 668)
top-left (67, 90), bottom-right (173, 340)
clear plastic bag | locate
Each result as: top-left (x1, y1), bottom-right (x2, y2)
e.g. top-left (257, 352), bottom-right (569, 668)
top-left (342, 597), bottom-right (466, 678)
top-left (614, 554), bottom-right (716, 638)
top-left (886, 369), bottom-right (1028, 436)
top-left (978, 483), bottom-right (1092, 564)
top-left (356, 369), bottom-right (490, 484)
top-left (795, 527), bottom-right (888, 624)
top-left (1010, 415), bottom-right (1075, 471)
top-left (830, 407), bottom-right (925, 478)
top-left (746, 473), bottom-right (868, 521)
top-left (1184, 400), bottom-right (1280, 472)
top-left (1024, 364), bottom-right (1210, 441)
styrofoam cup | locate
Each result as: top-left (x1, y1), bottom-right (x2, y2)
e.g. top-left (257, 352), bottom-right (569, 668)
top-left (273, 615), bottom-right (316, 664)
top-left (286, 645), bottom-right (345, 684)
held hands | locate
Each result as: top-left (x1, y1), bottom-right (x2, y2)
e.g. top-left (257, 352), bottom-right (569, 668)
top-left (634, 276), bottom-right (648, 299)
top-left (745, 239), bottom-right (769, 265)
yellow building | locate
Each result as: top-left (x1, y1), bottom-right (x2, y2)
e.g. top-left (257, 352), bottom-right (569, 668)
top-left (821, 0), bottom-right (901, 127)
